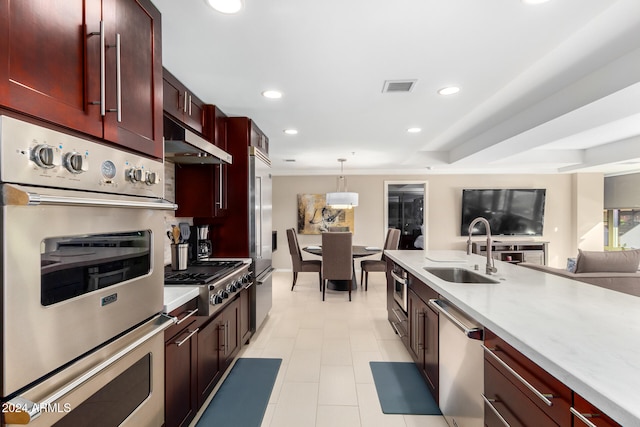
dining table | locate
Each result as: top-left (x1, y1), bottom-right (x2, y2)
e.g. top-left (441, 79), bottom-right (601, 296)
top-left (303, 245), bottom-right (382, 290)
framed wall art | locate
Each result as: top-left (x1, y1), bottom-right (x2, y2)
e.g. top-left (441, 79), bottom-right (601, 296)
top-left (297, 194), bottom-right (354, 234)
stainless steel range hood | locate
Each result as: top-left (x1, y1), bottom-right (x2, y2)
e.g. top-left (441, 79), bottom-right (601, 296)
top-left (163, 115), bottom-right (232, 165)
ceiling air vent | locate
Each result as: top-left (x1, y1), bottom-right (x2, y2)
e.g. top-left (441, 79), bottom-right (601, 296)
top-left (382, 80), bottom-right (417, 93)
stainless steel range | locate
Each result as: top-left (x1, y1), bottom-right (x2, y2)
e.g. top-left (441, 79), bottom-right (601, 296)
top-left (0, 116), bottom-right (176, 426)
top-left (165, 259), bottom-right (252, 317)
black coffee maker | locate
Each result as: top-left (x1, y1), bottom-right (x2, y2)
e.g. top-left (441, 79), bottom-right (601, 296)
top-left (188, 225), bottom-right (212, 261)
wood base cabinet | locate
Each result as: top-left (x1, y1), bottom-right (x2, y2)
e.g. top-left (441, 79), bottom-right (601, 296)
top-left (483, 329), bottom-right (572, 427)
top-left (0, 0), bottom-right (163, 159)
top-left (164, 299), bottom-right (199, 427)
top-left (407, 276), bottom-right (439, 402)
top-left (196, 297), bottom-right (240, 407)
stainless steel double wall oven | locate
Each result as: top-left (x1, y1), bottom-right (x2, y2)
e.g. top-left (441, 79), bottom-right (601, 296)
top-left (0, 116), bottom-right (175, 426)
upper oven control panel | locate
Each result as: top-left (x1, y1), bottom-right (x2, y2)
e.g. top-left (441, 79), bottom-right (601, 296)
top-left (0, 116), bottom-right (164, 198)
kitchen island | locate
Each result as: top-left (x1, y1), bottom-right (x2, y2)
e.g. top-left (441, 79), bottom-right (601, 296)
top-left (385, 249), bottom-right (640, 426)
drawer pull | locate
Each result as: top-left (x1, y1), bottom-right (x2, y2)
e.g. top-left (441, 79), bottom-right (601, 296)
top-left (175, 328), bottom-right (199, 347)
top-left (570, 407), bottom-right (600, 427)
top-left (481, 394), bottom-right (511, 427)
top-left (391, 307), bottom-right (405, 323)
top-left (390, 321), bottom-right (405, 338)
top-left (176, 309), bottom-right (198, 325)
top-left (482, 345), bottom-right (554, 406)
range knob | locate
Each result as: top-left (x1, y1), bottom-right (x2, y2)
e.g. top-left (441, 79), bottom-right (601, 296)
top-left (32, 144), bottom-right (58, 169)
top-left (63, 152), bottom-right (87, 174)
top-left (220, 289), bottom-right (229, 299)
top-left (225, 283), bottom-right (235, 293)
top-left (127, 167), bottom-right (145, 183)
top-left (145, 170), bottom-right (160, 185)
top-left (210, 292), bottom-right (224, 305)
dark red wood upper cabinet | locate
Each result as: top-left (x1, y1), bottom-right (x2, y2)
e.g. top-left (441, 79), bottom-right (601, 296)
top-left (163, 68), bottom-right (204, 135)
top-left (103, 0), bottom-right (163, 158)
top-left (0, 0), bottom-right (163, 159)
top-left (0, 0), bottom-right (103, 137)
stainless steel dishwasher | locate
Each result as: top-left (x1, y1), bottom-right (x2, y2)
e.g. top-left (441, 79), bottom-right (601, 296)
top-left (429, 298), bottom-right (484, 427)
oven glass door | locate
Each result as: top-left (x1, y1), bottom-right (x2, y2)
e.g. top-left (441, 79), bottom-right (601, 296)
top-left (41, 231), bottom-right (152, 306)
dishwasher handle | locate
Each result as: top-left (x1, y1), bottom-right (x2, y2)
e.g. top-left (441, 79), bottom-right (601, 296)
top-left (428, 299), bottom-right (483, 340)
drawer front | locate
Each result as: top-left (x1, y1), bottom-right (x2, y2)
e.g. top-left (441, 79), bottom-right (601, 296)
top-left (572, 394), bottom-right (621, 427)
top-left (484, 330), bottom-right (571, 425)
top-left (484, 360), bottom-right (558, 427)
top-left (165, 298), bottom-right (199, 341)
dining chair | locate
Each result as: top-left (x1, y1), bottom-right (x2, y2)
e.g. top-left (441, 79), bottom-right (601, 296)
top-left (286, 228), bottom-right (322, 291)
top-left (360, 228), bottom-right (401, 291)
top-left (321, 231), bottom-right (353, 301)
top-left (328, 226), bottom-right (350, 232)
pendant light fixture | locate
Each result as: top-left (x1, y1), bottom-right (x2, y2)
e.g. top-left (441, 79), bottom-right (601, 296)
top-left (326, 158), bottom-right (359, 209)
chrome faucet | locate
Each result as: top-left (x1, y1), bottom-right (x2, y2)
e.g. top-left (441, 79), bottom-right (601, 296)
top-left (467, 217), bottom-right (497, 275)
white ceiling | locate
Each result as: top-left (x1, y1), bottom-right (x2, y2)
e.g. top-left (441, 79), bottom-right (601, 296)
top-left (151, 0), bottom-right (640, 176)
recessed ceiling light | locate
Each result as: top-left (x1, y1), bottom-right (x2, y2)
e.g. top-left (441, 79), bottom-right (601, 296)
top-left (522, 0), bottom-right (550, 4)
top-left (407, 127), bottom-right (422, 133)
top-left (438, 86), bottom-right (460, 96)
top-left (283, 129), bottom-right (298, 135)
top-left (205, 0), bottom-right (243, 14)
top-left (262, 90), bottom-right (282, 99)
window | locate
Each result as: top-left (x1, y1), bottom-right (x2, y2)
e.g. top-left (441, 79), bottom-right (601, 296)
top-left (604, 209), bottom-right (640, 249)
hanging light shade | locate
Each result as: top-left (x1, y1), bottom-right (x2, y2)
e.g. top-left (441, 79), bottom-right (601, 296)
top-left (326, 159), bottom-right (359, 209)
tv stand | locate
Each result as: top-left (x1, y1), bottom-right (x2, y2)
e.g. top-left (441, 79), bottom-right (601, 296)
top-left (472, 241), bottom-right (548, 265)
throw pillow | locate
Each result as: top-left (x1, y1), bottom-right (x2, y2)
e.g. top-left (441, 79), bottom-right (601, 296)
top-left (574, 249), bottom-right (640, 273)
top-left (566, 257), bottom-right (577, 273)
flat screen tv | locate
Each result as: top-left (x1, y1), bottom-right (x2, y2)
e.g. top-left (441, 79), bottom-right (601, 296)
top-left (461, 189), bottom-right (546, 236)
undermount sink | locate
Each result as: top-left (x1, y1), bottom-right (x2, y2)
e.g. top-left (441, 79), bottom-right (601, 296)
top-left (424, 267), bottom-right (499, 284)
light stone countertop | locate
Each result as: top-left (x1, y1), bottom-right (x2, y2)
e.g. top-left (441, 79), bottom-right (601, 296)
top-left (163, 286), bottom-right (200, 313)
top-left (385, 249), bottom-right (640, 427)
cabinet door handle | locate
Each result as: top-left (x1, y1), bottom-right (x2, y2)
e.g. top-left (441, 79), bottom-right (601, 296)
top-left (115, 33), bottom-right (122, 123)
top-left (183, 91), bottom-right (188, 113)
top-left (570, 407), bottom-right (600, 427)
top-left (481, 395), bottom-right (511, 427)
top-left (217, 165), bottom-right (224, 208)
top-left (175, 328), bottom-right (199, 347)
top-left (482, 345), bottom-right (555, 406)
top-left (89, 21), bottom-right (106, 115)
top-left (188, 93), bottom-right (192, 116)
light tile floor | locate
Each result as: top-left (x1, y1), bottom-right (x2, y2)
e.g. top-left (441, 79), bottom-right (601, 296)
top-left (235, 269), bottom-right (449, 427)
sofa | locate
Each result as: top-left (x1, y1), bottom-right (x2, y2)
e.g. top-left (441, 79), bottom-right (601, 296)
top-left (519, 249), bottom-right (640, 297)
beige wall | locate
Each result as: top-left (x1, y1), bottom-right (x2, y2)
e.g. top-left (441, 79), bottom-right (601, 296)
top-left (273, 173), bottom-right (604, 269)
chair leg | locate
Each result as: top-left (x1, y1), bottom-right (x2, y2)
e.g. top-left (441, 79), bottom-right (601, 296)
top-left (364, 271), bottom-right (368, 291)
top-left (322, 279), bottom-right (326, 301)
top-left (318, 273), bottom-right (322, 291)
top-left (360, 269), bottom-right (363, 287)
top-left (291, 271), bottom-right (298, 291)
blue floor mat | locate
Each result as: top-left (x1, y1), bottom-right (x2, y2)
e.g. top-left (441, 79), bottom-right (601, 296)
top-left (196, 358), bottom-right (282, 426)
top-left (370, 361), bottom-right (442, 415)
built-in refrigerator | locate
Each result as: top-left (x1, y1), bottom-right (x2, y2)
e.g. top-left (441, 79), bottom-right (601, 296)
top-left (249, 147), bottom-right (273, 329)
top-left (207, 117), bottom-right (273, 332)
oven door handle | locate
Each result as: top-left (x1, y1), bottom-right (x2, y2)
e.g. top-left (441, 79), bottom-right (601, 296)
top-left (3, 315), bottom-right (173, 425)
top-left (2, 184), bottom-right (177, 210)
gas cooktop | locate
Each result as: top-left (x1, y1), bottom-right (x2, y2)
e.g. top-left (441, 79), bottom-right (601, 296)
top-left (164, 260), bottom-right (244, 285)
